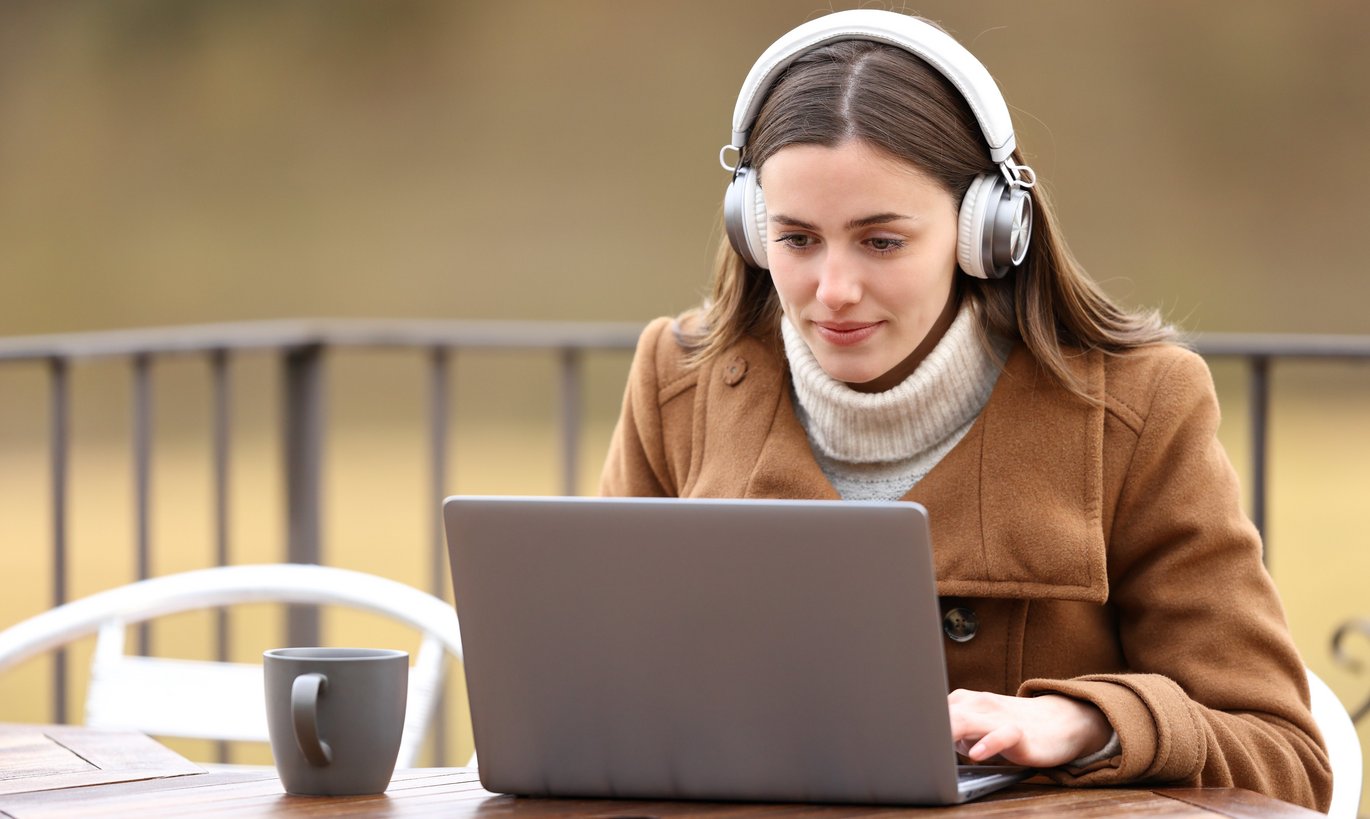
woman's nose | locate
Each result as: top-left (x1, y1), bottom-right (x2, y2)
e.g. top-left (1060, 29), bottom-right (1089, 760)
top-left (814, 254), bottom-right (861, 310)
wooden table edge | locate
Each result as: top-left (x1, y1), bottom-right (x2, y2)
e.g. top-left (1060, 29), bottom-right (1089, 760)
top-left (1155, 787), bottom-right (1326, 819)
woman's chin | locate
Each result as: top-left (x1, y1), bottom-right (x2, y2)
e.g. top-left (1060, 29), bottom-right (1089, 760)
top-left (816, 362), bottom-right (884, 390)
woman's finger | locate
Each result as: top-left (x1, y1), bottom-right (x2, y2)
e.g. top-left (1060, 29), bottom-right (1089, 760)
top-left (965, 723), bottom-right (1024, 762)
top-left (948, 701), bottom-right (999, 745)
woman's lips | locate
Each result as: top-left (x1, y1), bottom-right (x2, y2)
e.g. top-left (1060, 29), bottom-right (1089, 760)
top-left (813, 321), bottom-right (883, 347)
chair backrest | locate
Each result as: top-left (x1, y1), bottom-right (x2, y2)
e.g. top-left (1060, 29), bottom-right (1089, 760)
top-left (0, 564), bottom-right (464, 768)
top-left (1307, 667), bottom-right (1363, 819)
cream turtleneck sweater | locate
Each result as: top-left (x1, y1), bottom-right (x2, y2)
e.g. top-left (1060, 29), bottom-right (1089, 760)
top-left (781, 303), bottom-right (1010, 501)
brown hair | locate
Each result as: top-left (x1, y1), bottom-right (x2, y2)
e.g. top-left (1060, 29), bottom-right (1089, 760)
top-left (688, 31), bottom-right (1175, 400)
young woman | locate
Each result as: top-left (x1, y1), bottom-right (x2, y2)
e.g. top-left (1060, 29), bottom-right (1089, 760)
top-left (600, 10), bottom-right (1330, 810)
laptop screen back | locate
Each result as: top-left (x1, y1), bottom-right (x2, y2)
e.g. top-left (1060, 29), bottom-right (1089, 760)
top-left (444, 496), bottom-right (964, 805)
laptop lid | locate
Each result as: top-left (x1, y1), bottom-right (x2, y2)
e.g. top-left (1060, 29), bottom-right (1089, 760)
top-left (444, 496), bottom-right (985, 805)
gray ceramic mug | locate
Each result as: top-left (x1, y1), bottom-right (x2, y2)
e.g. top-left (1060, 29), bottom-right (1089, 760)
top-left (263, 647), bottom-right (408, 796)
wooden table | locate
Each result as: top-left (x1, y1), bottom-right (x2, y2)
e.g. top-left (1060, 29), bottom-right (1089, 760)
top-left (0, 725), bottom-right (1323, 818)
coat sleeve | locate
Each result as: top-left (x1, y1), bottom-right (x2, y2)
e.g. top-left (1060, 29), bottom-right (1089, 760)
top-left (599, 317), bottom-right (680, 498)
top-left (1018, 349), bottom-right (1332, 812)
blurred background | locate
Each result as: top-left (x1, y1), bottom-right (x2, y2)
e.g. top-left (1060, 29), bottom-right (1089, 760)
top-left (1, 0), bottom-right (1367, 802)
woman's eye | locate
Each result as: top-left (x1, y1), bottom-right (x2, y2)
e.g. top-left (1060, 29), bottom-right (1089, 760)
top-left (775, 234), bottom-right (812, 249)
top-left (867, 237), bottom-right (905, 253)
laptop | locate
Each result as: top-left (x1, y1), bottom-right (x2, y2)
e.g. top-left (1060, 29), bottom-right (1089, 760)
top-left (442, 495), bottom-right (1030, 805)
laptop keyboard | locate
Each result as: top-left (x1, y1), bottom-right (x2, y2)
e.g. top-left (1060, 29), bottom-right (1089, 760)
top-left (957, 765), bottom-right (1021, 782)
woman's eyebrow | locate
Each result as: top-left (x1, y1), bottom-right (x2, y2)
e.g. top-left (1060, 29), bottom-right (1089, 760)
top-left (846, 212), bottom-right (914, 229)
top-left (769, 213), bottom-right (817, 229)
top-left (768, 212), bottom-right (914, 230)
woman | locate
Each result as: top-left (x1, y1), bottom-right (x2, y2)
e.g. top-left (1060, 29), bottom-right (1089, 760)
top-left (600, 9), bottom-right (1330, 811)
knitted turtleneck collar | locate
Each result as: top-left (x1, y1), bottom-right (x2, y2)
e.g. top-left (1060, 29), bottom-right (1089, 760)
top-left (781, 302), bottom-right (1008, 464)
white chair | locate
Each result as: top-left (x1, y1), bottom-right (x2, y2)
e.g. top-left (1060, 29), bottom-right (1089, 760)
top-left (0, 564), bottom-right (465, 768)
top-left (1306, 667), bottom-right (1362, 819)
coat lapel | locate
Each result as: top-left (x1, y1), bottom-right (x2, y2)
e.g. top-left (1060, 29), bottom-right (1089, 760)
top-left (745, 382), bottom-right (842, 501)
top-left (684, 335), bottom-right (840, 501)
top-left (908, 344), bottom-right (1109, 603)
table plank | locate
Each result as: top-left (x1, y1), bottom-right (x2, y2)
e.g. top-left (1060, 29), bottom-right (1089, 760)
top-left (1158, 787), bottom-right (1326, 819)
top-left (0, 769), bottom-right (277, 817)
top-left (0, 749), bottom-right (1325, 819)
top-left (0, 725), bottom-right (202, 797)
top-left (0, 772), bottom-right (1272, 819)
top-left (0, 734), bottom-right (96, 781)
top-left (471, 789), bottom-right (1216, 818)
top-left (0, 769), bottom-right (480, 819)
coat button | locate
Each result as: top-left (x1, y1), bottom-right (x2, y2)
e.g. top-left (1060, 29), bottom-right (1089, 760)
top-left (942, 607), bottom-right (978, 643)
top-left (723, 356), bottom-right (748, 386)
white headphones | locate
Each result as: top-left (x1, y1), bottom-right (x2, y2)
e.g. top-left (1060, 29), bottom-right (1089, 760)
top-left (721, 10), bottom-right (1036, 279)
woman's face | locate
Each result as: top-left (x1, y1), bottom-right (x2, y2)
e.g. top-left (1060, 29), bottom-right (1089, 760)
top-left (761, 139), bottom-right (960, 393)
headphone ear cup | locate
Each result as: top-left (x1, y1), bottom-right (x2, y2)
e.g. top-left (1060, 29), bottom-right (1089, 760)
top-left (957, 174), bottom-right (1032, 280)
top-left (956, 174), bottom-right (994, 279)
top-left (723, 165), bottom-right (769, 269)
top-left (748, 172), bottom-right (768, 268)
top-left (996, 185), bottom-right (1033, 270)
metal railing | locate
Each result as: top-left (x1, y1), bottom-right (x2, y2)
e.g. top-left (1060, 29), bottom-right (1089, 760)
top-left (0, 319), bottom-right (644, 761)
top-left (1189, 333), bottom-right (1370, 543)
top-left (2, 321), bottom-right (1369, 742)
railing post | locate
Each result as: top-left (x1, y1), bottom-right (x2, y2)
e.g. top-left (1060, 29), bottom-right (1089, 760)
top-left (132, 354), bottom-right (153, 655)
top-left (559, 348), bottom-right (582, 496)
top-left (211, 349), bottom-right (231, 599)
top-left (210, 349), bottom-right (232, 764)
top-left (428, 346), bottom-right (450, 766)
top-left (1249, 355), bottom-right (1270, 566)
top-left (283, 345), bottom-right (324, 647)
top-left (49, 358), bottom-right (69, 724)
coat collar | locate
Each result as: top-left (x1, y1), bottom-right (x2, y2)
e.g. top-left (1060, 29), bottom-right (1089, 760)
top-left (704, 339), bottom-right (1109, 603)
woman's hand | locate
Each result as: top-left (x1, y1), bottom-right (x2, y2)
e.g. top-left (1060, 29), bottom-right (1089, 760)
top-left (948, 689), bottom-right (1113, 768)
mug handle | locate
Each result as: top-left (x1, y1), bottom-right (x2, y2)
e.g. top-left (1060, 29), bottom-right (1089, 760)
top-left (291, 673), bottom-right (334, 767)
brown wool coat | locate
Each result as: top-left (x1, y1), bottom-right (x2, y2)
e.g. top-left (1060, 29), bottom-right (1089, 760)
top-left (599, 316), bottom-right (1332, 812)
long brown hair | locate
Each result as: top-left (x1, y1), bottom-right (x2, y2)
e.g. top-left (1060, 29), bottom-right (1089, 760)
top-left (689, 30), bottom-right (1174, 400)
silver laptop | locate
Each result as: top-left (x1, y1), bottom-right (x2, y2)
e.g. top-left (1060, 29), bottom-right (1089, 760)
top-left (443, 496), bottom-right (1030, 805)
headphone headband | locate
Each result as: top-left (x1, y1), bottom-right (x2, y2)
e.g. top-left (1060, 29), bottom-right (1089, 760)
top-left (729, 10), bottom-right (1017, 163)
